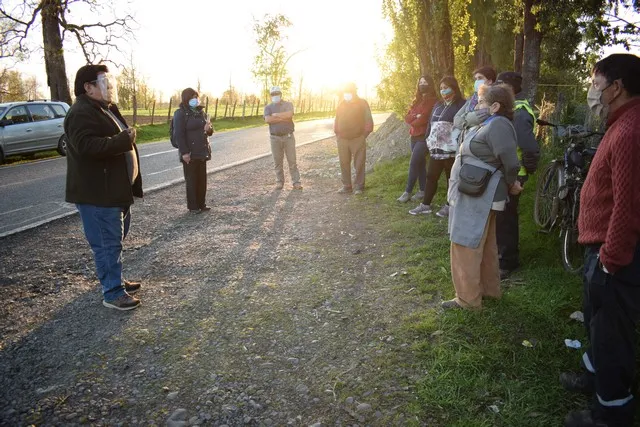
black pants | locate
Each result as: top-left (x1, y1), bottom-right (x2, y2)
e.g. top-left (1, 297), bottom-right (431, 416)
top-left (496, 193), bottom-right (520, 271)
top-left (405, 138), bottom-right (427, 193)
top-left (183, 160), bottom-right (207, 210)
top-left (422, 157), bottom-right (455, 205)
top-left (582, 243), bottom-right (640, 426)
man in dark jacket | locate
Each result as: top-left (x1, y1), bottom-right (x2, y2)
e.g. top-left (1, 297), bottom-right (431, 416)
top-left (494, 72), bottom-right (540, 278)
top-left (65, 64), bottom-right (143, 311)
top-left (334, 82), bottom-right (373, 195)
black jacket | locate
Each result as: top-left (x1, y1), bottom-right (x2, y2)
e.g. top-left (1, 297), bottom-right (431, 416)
top-left (173, 105), bottom-right (213, 161)
top-left (64, 95), bottom-right (143, 207)
top-left (513, 92), bottom-right (541, 176)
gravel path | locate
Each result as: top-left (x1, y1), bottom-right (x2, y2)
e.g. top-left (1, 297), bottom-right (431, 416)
top-left (0, 138), bottom-right (429, 426)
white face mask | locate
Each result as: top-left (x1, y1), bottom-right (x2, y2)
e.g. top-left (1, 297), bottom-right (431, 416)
top-left (271, 95), bottom-right (281, 104)
top-left (96, 73), bottom-right (118, 104)
top-left (474, 79), bottom-right (486, 93)
top-left (587, 85), bottom-right (608, 120)
top-left (343, 93), bottom-right (353, 102)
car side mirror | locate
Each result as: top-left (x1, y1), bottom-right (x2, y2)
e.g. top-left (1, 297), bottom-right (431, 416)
top-left (0, 119), bottom-right (14, 127)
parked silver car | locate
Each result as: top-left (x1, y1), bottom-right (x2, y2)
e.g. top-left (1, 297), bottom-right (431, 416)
top-left (0, 100), bottom-right (70, 164)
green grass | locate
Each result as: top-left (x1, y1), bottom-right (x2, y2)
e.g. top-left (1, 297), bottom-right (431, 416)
top-left (360, 155), bottom-right (591, 427)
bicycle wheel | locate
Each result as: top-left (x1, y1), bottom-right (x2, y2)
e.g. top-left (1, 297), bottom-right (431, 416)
top-left (561, 201), bottom-right (584, 274)
top-left (534, 162), bottom-right (561, 229)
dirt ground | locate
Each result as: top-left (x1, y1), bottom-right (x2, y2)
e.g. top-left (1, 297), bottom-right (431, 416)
top-left (0, 138), bottom-right (431, 426)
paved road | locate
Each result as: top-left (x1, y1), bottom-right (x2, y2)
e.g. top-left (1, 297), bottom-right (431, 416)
top-left (0, 114), bottom-right (390, 237)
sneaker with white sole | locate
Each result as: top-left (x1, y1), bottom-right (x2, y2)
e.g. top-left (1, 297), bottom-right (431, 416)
top-left (103, 293), bottom-right (141, 311)
top-left (397, 192), bottom-right (411, 202)
top-left (436, 205), bottom-right (450, 218)
top-left (409, 203), bottom-right (432, 215)
top-left (411, 191), bottom-right (425, 201)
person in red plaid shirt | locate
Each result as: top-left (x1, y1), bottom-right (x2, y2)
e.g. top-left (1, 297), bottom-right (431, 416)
top-left (562, 53), bottom-right (640, 427)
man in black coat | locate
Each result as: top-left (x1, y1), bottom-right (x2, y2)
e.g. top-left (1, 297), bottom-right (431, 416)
top-left (494, 72), bottom-right (540, 279)
top-left (65, 64), bottom-right (143, 311)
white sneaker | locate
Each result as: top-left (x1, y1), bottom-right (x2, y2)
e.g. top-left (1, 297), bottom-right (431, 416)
top-left (397, 192), bottom-right (411, 203)
top-left (436, 205), bottom-right (450, 218)
top-left (409, 204), bottom-right (432, 215)
top-left (411, 191), bottom-right (425, 201)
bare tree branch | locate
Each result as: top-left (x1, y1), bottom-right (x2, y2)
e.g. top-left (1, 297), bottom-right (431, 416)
top-left (0, 3), bottom-right (43, 59)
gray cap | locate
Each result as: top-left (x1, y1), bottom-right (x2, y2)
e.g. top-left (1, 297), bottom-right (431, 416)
top-left (269, 86), bottom-right (282, 95)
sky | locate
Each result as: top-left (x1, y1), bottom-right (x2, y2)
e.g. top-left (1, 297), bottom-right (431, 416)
top-left (7, 0), bottom-right (393, 101)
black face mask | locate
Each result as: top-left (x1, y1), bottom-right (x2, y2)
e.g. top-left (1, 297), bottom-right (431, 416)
top-left (418, 84), bottom-right (429, 94)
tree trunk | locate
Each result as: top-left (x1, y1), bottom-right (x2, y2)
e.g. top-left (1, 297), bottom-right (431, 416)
top-left (514, 31), bottom-right (524, 72)
top-left (521, 0), bottom-right (542, 102)
top-left (41, 0), bottom-right (72, 105)
top-left (472, 2), bottom-right (493, 70)
top-left (132, 68), bottom-right (137, 126)
top-left (419, 0), bottom-right (455, 80)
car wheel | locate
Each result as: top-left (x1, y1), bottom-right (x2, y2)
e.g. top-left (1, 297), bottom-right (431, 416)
top-left (57, 134), bottom-right (68, 156)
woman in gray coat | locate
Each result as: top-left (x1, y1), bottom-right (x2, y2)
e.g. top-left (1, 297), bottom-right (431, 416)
top-left (173, 88), bottom-right (214, 213)
top-left (443, 84), bottom-right (522, 309)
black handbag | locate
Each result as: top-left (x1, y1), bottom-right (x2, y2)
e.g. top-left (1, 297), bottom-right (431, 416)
top-left (458, 161), bottom-right (496, 197)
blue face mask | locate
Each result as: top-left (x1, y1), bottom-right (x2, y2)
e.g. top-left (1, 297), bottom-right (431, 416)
top-left (189, 98), bottom-right (199, 108)
top-left (271, 95), bottom-right (281, 104)
top-left (440, 88), bottom-right (453, 97)
top-left (474, 79), bottom-right (486, 93)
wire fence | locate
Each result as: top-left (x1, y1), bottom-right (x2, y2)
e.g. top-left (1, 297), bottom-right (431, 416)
top-left (121, 97), bottom-right (388, 126)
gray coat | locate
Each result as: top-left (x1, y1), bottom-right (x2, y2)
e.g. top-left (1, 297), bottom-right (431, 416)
top-left (447, 115), bottom-right (519, 248)
top-left (453, 96), bottom-right (490, 130)
top-left (468, 116), bottom-right (520, 202)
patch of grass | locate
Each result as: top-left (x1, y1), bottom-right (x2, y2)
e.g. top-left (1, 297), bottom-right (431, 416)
top-left (360, 155), bottom-right (588, 426)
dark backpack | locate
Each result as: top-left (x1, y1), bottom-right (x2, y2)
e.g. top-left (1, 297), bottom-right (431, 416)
top-left (169, 112), bottom-right (190, 148)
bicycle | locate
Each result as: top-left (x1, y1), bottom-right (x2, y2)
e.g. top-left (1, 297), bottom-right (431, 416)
top-left (533, 119), bottom-right (602, 273)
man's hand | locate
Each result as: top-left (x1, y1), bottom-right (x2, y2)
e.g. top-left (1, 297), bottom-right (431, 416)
top-left (182, 153), bottom-right (191, 164)
top-left (204, 122), bottom-right (213, 133)
top-left (509, 181), bottom-right (523, 195)
top-left (127, 128), bottom-right (136, 143)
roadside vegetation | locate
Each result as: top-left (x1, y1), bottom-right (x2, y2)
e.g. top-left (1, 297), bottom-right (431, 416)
top-left (358, 154), bottom-right (587, 426)
top-left (0, 110), bottom-right (341, 166)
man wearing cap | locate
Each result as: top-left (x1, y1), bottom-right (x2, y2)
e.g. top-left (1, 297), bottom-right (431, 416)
top-left (494, 71), bottom-right (540, 279)
top-left (65, 64), bottom-right (143, 311)
top-left (334, 82), bottom-right (374, 195)
top-left (264, 86), bottom-right (301, 190)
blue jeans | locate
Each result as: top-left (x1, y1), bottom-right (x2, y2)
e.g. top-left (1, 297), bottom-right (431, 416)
top-left (76, 204), bottom-right (131, 301)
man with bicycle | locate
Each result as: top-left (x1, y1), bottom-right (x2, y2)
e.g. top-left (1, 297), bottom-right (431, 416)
top-left (562, 53), bottom-right (640, 427)
top-left (494, 72), bottom-right (540, 279)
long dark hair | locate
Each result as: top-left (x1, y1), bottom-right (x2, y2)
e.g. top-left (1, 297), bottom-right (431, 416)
top-left (439, 76), bottom-right (463, 102)
top-left (413, 75), bottom-right (436, 105)
top-left (180, 87), bottom-right (199, 108)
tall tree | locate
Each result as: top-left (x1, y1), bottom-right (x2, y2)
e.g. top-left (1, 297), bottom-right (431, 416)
top-left (0, 0), bottom-right (134, 104)
top-left (378, 0), bottom-right (456, 113)
top-left (251, 14), bottom-right (298, 102)
top-left (521, 0), bottom-right (542, 101)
